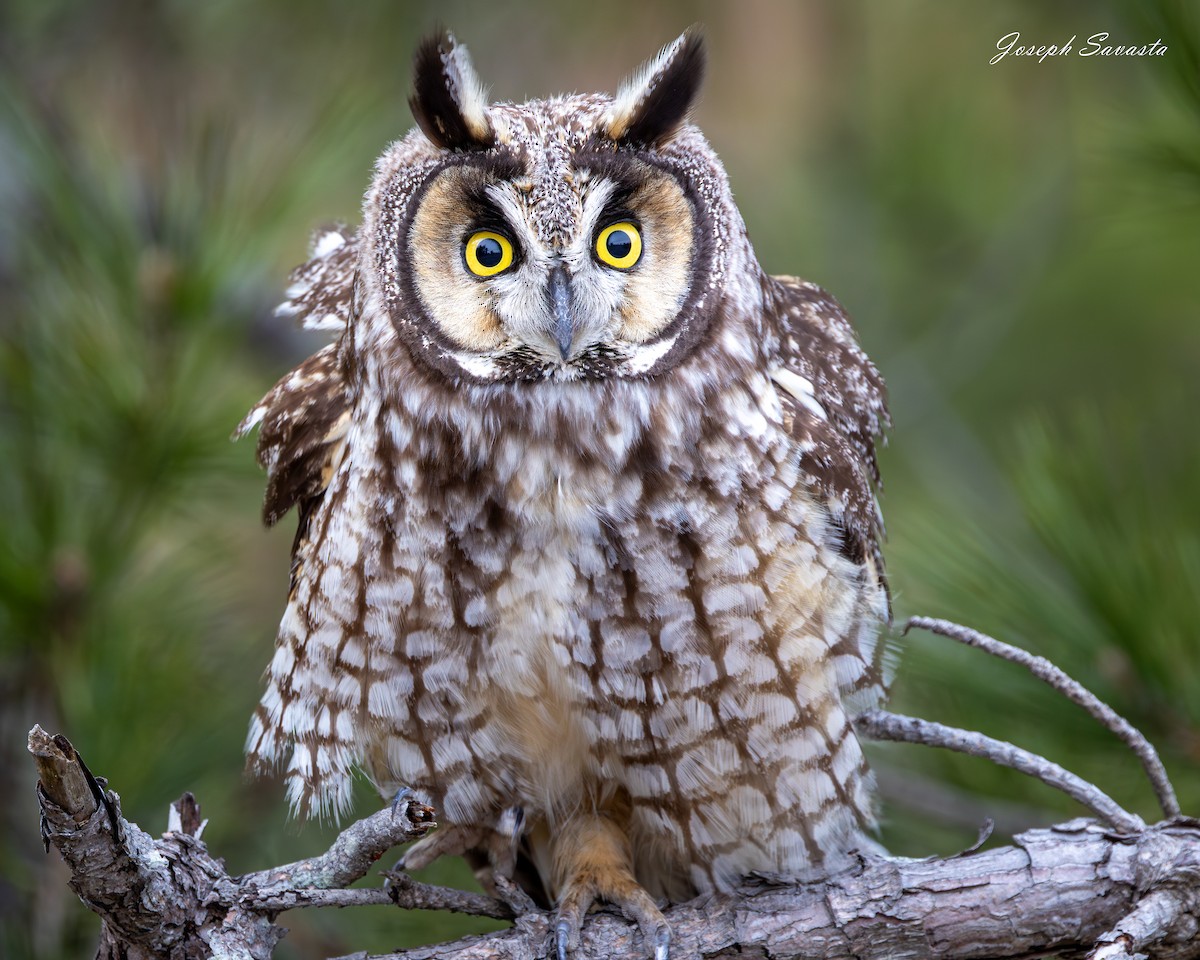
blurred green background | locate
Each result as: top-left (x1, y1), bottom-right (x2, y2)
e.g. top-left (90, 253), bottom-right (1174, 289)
top-left (1, 0), bottom-right (1197, 957)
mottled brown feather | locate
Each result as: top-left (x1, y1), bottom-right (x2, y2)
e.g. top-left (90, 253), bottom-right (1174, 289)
top-left (768, 276), bottom-right (889, 575)
top-left (238, 342), bottom-right (351, 529)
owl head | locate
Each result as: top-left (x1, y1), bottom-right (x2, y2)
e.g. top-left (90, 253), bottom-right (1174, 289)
top-left (351, 30), bottom-right (763, 387)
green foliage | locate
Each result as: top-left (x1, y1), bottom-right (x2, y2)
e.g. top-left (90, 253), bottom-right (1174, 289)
top-left (0, 1), bottom-right (1196, 957)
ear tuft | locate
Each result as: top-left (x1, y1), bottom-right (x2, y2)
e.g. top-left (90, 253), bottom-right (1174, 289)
top-left (409, 31), bottom-right (494, 151)
top-left (607, 27), bottom-right (706, 147)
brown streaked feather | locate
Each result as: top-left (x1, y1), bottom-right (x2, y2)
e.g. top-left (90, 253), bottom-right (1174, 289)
top-left (275, 225), bottom-right (359, 332)
top-left (767, 275), bottom-right (889, 575)
top-left (237, 342), bottom-right (350, 528)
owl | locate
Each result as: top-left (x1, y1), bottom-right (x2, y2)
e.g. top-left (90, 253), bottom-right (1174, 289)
top-left (240, 29), bottom-right (890, 959)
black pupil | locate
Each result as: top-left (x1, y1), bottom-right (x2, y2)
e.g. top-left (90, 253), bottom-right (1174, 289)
top-left (475, 237), bottom-right (504, 268)
top-left (605, 229), bottom-right (633, 260)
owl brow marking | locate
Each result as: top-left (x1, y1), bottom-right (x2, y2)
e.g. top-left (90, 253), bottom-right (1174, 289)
top-left (573, 151), bottom-right (649, 194)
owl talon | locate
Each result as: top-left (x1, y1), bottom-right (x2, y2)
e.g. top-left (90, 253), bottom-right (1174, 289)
top-left (552, 881), bottom-right (594, 958)
top-left (617, 888), bottom-right (671, 960)
top-left (555, 917), bottom-right (572, 960)
top-left (551, 885), bottom-right (669, 959)
top-left (651, 921), bottom-right (671, 960)
top-left (389, 786), bottom-right (413, 818)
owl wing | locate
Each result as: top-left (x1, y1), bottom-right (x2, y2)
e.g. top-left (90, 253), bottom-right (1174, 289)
top-left (766, 275), bottom-right (889, 580)
top-left (237, 232), bottom-right (360, 810)
top-left (275, 225), bottom-right (360, 332)
top-left (237, 225), bottom-right (357, 527)
top-left (236, 341), bottom-right (350, 534)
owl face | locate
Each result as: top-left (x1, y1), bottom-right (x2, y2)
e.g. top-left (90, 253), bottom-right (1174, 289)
top-left (362, 31), bottom-right (748, 386)
top-left (406, 157), bottom-right (695, 374)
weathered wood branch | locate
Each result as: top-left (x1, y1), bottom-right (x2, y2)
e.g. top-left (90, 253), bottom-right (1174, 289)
top-left (29, 723), bottom-right (1200, 960)
top-left (352, 818), bottom-right (1200, 960)
top-left (29, 724), bottom-right (446, 960)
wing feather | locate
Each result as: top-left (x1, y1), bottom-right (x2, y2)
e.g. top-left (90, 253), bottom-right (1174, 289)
top-left (275, 225), bottom-right (360, 331)
top-left (236, 342), bottom-right (350, 529)
top-left (767, 275), bottom-right (889, 576)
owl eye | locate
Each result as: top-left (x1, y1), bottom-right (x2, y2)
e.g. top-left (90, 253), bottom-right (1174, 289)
top-left (595, 221), bottom-right (643, 270)
top-left (464, 230), bottom-right (515, 277)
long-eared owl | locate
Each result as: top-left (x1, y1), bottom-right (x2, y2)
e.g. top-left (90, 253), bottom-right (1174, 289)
top-left (240, 28), bottom-right (891, 958)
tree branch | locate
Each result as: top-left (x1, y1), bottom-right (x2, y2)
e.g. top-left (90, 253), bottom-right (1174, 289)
top-left (24, 618), bottom-right (1197, 959)
top-left (856, 709), bottom-right (1145, 832)
top-left (906, 616), bottom-right (1181, 818)
top-left (341, 819), bottom-right (1200, 960)
top-left (29, 724), bottom-right (443, 960)
top-left (29, 723), bottom-right (1200, 960)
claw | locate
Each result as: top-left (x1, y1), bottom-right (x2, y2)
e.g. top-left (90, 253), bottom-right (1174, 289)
top-left (556, 917), bottom-right (573, 960)
top-left (548, 806), bottom-right (671, 958)
top-left (652, 921), bottom-right (671, 960)
top-left (553, 880), bottom-right (595, 959)
top-left (619, 887), bottom-right (671, 960)
top-left (389, 785), bottom-right (414, 818)
top-left (497, 804), bottom-right (525, 839)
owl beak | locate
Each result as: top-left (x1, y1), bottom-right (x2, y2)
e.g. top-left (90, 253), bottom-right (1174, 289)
top-left (547, 264), bottom-right (576, 360)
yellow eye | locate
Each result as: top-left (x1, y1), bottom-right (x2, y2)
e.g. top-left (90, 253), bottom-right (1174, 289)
top-left (595, 221), bottom-right (642, 270)
top-left (464, 231), bottom-right (515, 277)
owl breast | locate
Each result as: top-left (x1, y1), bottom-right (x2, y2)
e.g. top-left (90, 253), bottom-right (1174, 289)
top-left (333, 368), bottom-right (886, 899)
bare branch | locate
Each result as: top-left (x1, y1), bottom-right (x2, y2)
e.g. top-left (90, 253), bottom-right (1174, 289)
top-left (856, 709), bottom-right (1145, 833)
top-left (249, 887), bottom-right (398, 910)
top-left (246, 880), bottom-right (513, 921)
top-left (28, 725), bottom-right (96, 823)
top-left (353, 819), bottom-right (1200, 960)
top-left (29, 719), bottom-right (1200, 959)
top-left (28, 606), bottom-right (1200, 960)
top-left (382, 872), bottom-right (514, 920)
top-left (243, 800), bottom-right (437, 891)
top-left (30, 724), bottom-right (436, 960)
top-left (907, 616), bottom-right (1181, 819)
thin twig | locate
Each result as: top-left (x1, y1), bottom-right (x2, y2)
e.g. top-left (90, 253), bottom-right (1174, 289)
top-left (247, 888), bottom-right (397, 911)
top-left (382, 871), bottom-right (516, 920)
top-left (856, 709), bottom-right (1145, 833)
top-left (244, 872), bottom-right (514, 920)
top-left (243, 801), bottom-right (437, 891)
top-left (906, 616), bottom-right (1180, 819)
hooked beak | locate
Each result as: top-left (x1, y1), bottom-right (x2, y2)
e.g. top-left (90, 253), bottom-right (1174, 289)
top-left (547, 264), bottom-right (575, 360)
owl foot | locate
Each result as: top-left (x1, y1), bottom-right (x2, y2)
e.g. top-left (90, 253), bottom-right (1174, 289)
top-left (554, 882), bottom-right (669, 960)
top-left (394, 805), bottom-right (534, 913)
top-left (551, 812), bottom-right (670, 959)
